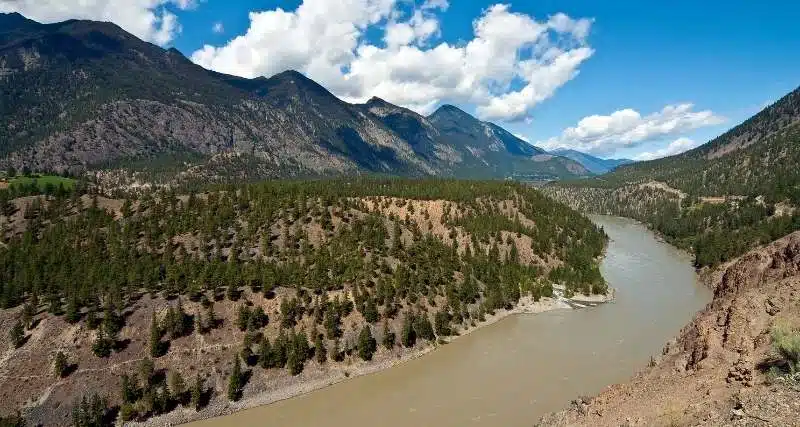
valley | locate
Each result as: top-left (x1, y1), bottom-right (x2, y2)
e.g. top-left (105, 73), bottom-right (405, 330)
top-left (1, 6), bottom-right (799, 427)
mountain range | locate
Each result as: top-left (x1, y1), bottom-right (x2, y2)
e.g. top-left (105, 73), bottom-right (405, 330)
top-left (0, 13), bottom-right (591, 184)
top-left (550, 149), bottom-right (634, 174)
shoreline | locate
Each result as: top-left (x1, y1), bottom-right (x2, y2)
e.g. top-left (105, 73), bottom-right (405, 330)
top-left (132, 291), bottom-right (614, 427)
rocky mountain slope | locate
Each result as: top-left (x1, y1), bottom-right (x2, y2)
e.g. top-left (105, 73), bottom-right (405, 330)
top-left (538, 231), bottom-right (800, 427)
top-left (0, 13), bottom-right (587, 184)
top-left (550, 149), bottom-right (633, 174)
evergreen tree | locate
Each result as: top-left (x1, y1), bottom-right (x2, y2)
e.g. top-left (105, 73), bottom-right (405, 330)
top-left (314, 333), bottom-right (327, 364)
top-left (149, 312), bottom-right (162, 358)
top-left (91, 329), bottom-right (112, 358)
top-left (191, 373), bottom-right (203, 410)
top-left (401, 314), bottom-right (416, 348)
top-left (21, 303), bottom-right (34, 329)
top-left (434, 310), bottom-right (452, 337)
top-left (363, 297), bottom-right (379, 323)
top-left (381, 319), bottom-right (395, 349)
top-left (120, 374), bottom-right (137, 404)
top-left (227, 356), bottom-right (242, 401)
top-left (286, 330), bottom-right (306, 375)
top-left (168, 370), bottom-right (186, 403)
top-left (329, 338), bottom-right (342, 362)
top-left (9, 321), bottom-right (24, 348)
top-left (357, 325), bottom-right (377, 361)
top-left (236, 305), bottom-right (251, 331)
top-left (54, 351), bottom-right (69, 378)
top-left (258, 337), bottom-right (272, 369)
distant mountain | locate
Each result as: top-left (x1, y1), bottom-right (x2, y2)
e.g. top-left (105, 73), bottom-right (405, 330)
top-left (425, 105), bottom-right (589, 179)
top-left (0, 13), bottom-right (589, 184)
top-left (550, 149), bottom-right (634, 174)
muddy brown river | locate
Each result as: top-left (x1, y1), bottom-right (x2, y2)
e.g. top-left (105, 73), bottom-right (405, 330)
top-left (189, 215), bottom-right (712, 427)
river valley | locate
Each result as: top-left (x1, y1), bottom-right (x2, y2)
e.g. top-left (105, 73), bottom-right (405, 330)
top-left (188, 215), bottom-right (712, 427)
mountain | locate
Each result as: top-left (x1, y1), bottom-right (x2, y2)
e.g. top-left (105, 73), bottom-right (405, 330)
top-left (0, 13), bottom-right (589, 184)
top-left (550, 149), bottom-right (633, 174)
top-left (592, 86), bottom-right (800, 197)
top-left (425, 104), bottom-right (589, 179)
top-left (547, 85), bottom-right (800, 267)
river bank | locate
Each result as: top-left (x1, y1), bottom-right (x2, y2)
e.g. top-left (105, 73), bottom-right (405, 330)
top-left (130, 215), bottom-right (707, 427)
top-left (538, 231), bottom-right (800, 426)
top-left (133, 291), bottom-right (614, 427)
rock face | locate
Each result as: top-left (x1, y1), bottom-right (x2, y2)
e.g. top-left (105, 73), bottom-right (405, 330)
top-left (538, 232), bottom-right (800, 426)
top-left (0, 13), bottom-right (589, 183)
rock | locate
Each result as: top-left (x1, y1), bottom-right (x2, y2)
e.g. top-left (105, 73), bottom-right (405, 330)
top-left (765, 297), bottom-right (781, 315)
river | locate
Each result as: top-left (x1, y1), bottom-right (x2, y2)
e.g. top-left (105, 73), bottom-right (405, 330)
top-left (189, 215), bottom-right (712, 427)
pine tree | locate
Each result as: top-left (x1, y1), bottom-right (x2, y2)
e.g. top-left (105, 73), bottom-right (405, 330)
top-left (329, 338), bottom-right (342, 362)
top-left (258, 337), bottom-right (272, 369)
top-left (10, 321), bottom-right (24, 348)
top-left (401, 313), bottom-right (416, 348)
top-left (363, 297), bottom-right (379, 323)
top-left (434, 310), bottom-right (452, 337)
top-left (91, 329), bottom-right (112, 358)
top-left (236, 305), bottom-right (251, 331)
top-left (314, 333), bottom-right (327, 364)
top-left (191, 373), bottom-right (203, 410)
top-left (120, 374), bottom-right (137, 404)
top-left (168, 370), bottom-right (186, 403)
top-left (382, 319), bottom-right (395, 349)
top-left (65, 296), bottom-right (80, 324)
top-left (272, 329), bottom-right (289, 368)
top-left (149, 312), bottom-right (162, 358)
top-left (54, 351), bottom-right (69, 378)
top-left (21, 303), bottom-right (34, 329)
top-left (286, 330), bottom-right (305, 376)
top-left (206, 302), bottom-right (217, 330)
top-left (414, 314), bottom-right (435, 341)
top-left (358, 325), bottom-right (377, 361)
top-left (227, 356), bottom-right (242, 401)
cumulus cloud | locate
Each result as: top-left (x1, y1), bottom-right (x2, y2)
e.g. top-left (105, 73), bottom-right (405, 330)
top-left (537, 104), bottom-right (725, 156)
top-left (212, 21), bottom-right (224, 34)
top-left (191, 1), bottom-right (594, 120)
top-left (634, 137), bottom-right (700, 161)
top-left (0, 0), bottom-right (194, 45)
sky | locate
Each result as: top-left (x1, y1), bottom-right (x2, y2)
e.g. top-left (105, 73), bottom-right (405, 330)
top-left (2, 0), bottom-right (798, 161)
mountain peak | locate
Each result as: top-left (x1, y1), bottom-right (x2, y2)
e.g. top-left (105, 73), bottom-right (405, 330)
top-left (0, 12), bottom-right (39, 33)
top-left (366, 96), bottom-right (391, 106)
top-left (429, 104), bottom-right (474, 120)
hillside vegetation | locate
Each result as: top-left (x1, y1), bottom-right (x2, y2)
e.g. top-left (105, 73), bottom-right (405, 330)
top-left (0, 179), bottom-right (606, 425)
top-left (547, 86), bottom-right (800, 267)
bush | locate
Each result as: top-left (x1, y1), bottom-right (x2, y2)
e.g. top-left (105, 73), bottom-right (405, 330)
top-left (771, 324), bottom-right (800, 374)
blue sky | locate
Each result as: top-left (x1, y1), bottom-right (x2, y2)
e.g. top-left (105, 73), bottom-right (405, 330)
top-left (3, 0), bottom-right (798, 160)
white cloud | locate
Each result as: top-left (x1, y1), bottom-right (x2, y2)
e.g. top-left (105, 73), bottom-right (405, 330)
top-left (190, 1), bottom-right (594, 121)
top-left (513, 133), bottom-right (530, 143)
top-left (212, 21), bottom-right (224, 34)
top-left (537, 104), bottom-right (725, 156)
top-left (0, 0), bottom-right (193, 45)
top-left (634, 137), bottom-right (700, 161)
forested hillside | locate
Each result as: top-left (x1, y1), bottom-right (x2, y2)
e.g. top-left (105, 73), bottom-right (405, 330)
top-left (546, 86), bottom-right (800, 267)
top-left (0, 179), bottom-right (607, 425)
